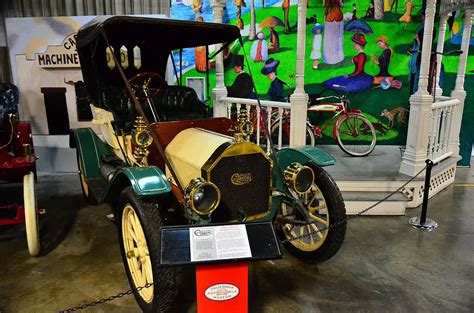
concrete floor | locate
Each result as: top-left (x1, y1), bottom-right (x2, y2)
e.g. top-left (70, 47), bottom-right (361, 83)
top-left (1, 168), bottom-right (474, 313)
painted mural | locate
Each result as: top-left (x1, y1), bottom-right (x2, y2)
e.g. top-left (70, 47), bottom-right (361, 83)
top-left (172, 0), bottom-right (474, 152)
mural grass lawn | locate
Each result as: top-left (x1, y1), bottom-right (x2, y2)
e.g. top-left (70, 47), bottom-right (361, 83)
top-left (182, 0), bottom-right (473, 148)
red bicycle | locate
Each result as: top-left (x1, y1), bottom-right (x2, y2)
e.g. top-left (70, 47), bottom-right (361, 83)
top-left (270, 86), bottom-right (377, 157)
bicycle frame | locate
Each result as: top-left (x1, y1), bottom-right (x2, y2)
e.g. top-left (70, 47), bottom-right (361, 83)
top-left (307, 96), bottom-right (362, 139)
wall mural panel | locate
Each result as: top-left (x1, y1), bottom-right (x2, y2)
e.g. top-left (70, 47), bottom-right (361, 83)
top-left (172, 0), bottom-right (474, 163)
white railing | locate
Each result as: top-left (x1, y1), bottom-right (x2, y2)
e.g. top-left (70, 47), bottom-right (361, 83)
top-left (220, 97), bottom-right (291, 152)
top-left (427, 98), bottom-right (460, 163)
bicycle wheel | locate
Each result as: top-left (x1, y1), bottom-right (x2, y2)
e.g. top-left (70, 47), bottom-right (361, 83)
top-left (335, 114), bottom-right (376, 157)
top-left (271, 116), bottom-right (315, 148)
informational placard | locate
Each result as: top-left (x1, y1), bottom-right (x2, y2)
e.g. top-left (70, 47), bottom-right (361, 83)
top-left (189, 225), bottom-right (252, 262)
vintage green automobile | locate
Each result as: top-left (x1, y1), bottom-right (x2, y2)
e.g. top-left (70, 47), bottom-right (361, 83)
top-left (72, 16), bottom-right (346, 312)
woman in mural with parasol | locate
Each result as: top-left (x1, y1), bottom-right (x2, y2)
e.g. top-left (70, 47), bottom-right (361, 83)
top-left (234, 0), bottom-right (247, 30)
top-left (322, 33), bottom-right (373, 93)
top-left (260, 16), bottom-right (284, 53)
top-left (323, 0), bottom-right (344, 65)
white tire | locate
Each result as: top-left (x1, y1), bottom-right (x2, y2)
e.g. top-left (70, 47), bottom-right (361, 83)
top-left (24, 172), bottom-right (40, 256)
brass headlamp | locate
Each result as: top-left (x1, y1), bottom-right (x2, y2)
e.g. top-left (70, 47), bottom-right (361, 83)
top-left (131, 116), bottom-right (153, 163)
top-left (283, 162), bottom-right (315, 194)
top-left (184, 177), bottom-right (221, 216)
top-left (238, 109), bottom-right (254, 141)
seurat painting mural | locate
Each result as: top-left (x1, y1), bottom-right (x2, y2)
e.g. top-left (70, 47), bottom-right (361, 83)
top-left (171, 0), bottom-right (474, 152)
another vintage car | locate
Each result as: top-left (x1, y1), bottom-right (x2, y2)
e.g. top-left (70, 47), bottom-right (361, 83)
top-left (0, 83), bottom-right (39, 256)
top-left (72, 16), bottom-right (346, 312)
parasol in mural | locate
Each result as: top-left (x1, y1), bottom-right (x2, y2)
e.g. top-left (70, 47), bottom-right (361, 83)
top-left (259, 16), bottom-right (284, 28)
top-left (344, 20), bottom-right (373, 34)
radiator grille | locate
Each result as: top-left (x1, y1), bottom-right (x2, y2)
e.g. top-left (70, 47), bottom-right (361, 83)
top-left (208, 153), bottom-right (271, 222)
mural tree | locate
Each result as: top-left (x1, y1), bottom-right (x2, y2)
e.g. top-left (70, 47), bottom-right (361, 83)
top-left (374, 0), bottom-right (384, 20)
top-left (249, 0), bottom-right (257, 40)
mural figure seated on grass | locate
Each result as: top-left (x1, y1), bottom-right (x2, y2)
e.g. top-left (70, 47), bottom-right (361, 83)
top-left (322, 33), bottom-right (374, 93)
top-left (251, 32), bottom-right (269, 62)
top-left (268, 27), bottom-right (280, 54)
top-left (371, 35), bottom-right (402, 90)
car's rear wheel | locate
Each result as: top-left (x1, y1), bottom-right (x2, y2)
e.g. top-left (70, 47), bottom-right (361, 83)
top-left (117, 187), bottom-right (175, 312)
top-left (278, 163), bottom-right (346, 263)
top-left (76, 150), bottom-right (95, 204)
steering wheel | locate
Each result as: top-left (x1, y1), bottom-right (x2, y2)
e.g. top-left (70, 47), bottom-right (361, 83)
top-left (128, 72), bottom-right (164, 101)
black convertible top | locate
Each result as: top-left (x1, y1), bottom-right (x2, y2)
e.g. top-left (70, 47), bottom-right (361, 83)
top-left (77, 16), bottom-right (241, 50)
top-left (76, 16), bottom-right (241, 112)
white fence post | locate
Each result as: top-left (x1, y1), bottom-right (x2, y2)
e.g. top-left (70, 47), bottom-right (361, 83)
top-left (211, 0), bottom-right (228, 118)
top-left (449, 10), bottom-right (473, 158)
top-left (399, 0), bottom-right (437, 177)
top-left (289, 0), bottom-right (308, 147)
top-left (435, 12), bottom-right (450, 97)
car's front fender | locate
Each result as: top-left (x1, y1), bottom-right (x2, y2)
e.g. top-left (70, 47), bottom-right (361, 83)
top-left (274, 146), bottom-right (335, 169)
top-left (104, 167), bottom-right (172, 203)
top-left (269, 146), bottom-right (335, 216)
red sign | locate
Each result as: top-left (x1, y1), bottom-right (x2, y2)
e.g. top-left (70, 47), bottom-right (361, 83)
top-left (196, 263), bottom-right (248, 313)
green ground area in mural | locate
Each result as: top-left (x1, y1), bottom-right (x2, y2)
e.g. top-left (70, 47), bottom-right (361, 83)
top-left (181, 0), bottom-right (474, 149)
top-left (318, 112), bottom-right (399, 141)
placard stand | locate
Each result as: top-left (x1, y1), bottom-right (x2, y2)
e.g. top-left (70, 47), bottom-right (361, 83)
top-left (196, 263), bottom-right (248, 313)
top-left (160, 222), bottom-right (281, 313)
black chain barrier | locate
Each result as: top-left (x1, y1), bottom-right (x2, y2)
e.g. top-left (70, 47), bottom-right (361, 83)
top-left (59, 282), bottom-right (154, 312)
top-left (59, 165), bottom-right (427, 312)
top-left (280, 164), bottom-right (428, 244)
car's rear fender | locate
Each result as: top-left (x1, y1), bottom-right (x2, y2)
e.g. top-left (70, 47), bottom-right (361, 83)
top-left (71, 128), bottom-right (172, 204)
top-left (71, 128), bottom-right (114, 179)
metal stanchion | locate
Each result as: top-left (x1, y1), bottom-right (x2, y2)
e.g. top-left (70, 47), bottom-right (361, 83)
top-left (408, 159), bottom-right (439, 231)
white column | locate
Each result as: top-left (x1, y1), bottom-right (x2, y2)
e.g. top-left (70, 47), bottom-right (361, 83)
top-left (210, 0), bottom-right (228, 117)
top-left (289, 0), bottom-right (309, 147)
top-left (399, 0), bottom-right (437, 177)
top-left (435, 12), bottom-right (450, 97)
top-left (449, 10), bottom-right (473, 157)
top-left (415, 0), bottom-right (437, 96)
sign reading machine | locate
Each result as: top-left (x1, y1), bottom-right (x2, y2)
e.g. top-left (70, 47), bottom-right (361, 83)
top-left (189, 225), bottom-right (252, 262)
top-left (37, 33), bottom-right (79, 68)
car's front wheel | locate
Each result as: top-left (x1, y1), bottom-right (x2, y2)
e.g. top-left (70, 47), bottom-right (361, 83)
top-left (278, 163), bottom-right (346, 263)
top-left (117, 187), bottom-right (176, 312)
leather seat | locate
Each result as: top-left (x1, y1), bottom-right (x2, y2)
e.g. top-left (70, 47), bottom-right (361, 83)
top-left (101, 84), bottom-right (209, 130)
top-left (151, 85), bottom-right (209, 122)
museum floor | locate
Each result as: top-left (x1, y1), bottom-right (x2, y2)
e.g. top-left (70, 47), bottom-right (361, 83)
top-left (1, 165), bottom-right (474, 313)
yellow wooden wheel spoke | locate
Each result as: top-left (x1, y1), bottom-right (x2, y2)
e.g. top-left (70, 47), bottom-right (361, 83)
top-left (299, 225), bottom-right (305, 238)
top-left (309, 213), bottom-right (329, 226)
top-left (306, 225), bottom-right (314, 245)
top-left (305, 189), bottom-right (318, 207)
top-left (128, 219), bottom-right (140, 243)
top-left (310, 223), bottom-right (324, 239)
top-left (309, 203), bottom-right (326, 213)
top-left (283, 182), bottom-right (330, 252)
top-left (122, 204), bottom-right (154, 303)
top-left (143, 258), bottom-right (154, 284)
